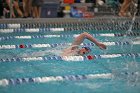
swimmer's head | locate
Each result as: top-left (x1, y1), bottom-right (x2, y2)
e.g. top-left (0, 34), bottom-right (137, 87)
top-left (78, 46), bottom-right (91, 55)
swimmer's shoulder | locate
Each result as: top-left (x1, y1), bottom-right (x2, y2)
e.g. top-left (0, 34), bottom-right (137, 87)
top-left (70, 45), bottom-right (79, 50)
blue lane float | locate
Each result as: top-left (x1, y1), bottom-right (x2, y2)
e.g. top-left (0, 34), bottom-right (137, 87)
top-left (0, 32), bottom-right (140, 41)
top-left (0, 20), bottom-right (139, 29)
top-left (0, 27), bottom-right (139, 33)
top-left (0, 41), bottom-right (140, 49)
top-left (0, 53), bottom-right (139, 62)
top-left (0, 73), bottom-right (112, 86)
top-left (0, 28), bottom-right (64, 33)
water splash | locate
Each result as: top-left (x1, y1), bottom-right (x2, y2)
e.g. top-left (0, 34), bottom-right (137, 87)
top-left (121, 0), bottom-right (138, 60)
top-left (124, 62), bottom-right (140, 86)
top-left (19, 44), bottom-right (70, 57)
top-left (107, 0), bottom-right (139, 86)
top-left (112, 62), bottom-right (140, 86)
top-left (118, 1), bottom-right (139, 86)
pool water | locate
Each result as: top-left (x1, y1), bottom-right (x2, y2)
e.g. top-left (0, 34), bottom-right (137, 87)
top-left (0, 18), bottom-right (140, 93)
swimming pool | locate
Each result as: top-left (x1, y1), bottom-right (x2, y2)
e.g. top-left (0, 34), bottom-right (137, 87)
top-left (0, 18), bottom-right (140, 93)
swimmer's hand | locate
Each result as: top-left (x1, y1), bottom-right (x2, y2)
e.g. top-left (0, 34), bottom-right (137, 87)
top-left (97, 43), bottom-right (107, 50)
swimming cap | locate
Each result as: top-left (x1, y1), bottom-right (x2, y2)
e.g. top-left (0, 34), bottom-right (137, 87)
top-left (82, 46), bottom-right (91, 52)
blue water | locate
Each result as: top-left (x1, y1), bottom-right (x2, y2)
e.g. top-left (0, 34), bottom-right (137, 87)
top-left (0, 19), bottom-right (140, 93)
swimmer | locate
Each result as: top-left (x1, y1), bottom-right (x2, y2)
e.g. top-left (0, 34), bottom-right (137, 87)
top-left (61, 32), bottom-right (106, 56)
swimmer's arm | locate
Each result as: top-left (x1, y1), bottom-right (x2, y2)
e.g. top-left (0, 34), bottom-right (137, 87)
top-left (72, 32), bottom-right (99, 45)
top-left (72, 32), bottom-right (106, 49)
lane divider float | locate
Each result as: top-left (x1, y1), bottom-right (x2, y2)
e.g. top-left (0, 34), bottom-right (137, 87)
top-left (0, 41), bottom-right (140, 49)
top-left (0, 27), bottom-right (139, 33)
top-left (0, 53), bottom-right (139, 62)
top-left (0, 73), bottom-right (112, 86)
top-left (0, 33), bottom-right (140, 41)
top-left (0, 28), bottom-right (64, 33)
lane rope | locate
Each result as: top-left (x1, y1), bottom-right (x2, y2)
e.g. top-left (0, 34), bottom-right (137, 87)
top-left (0, 27), bottom-right (139, 33)
top-left (0, 33), bottom-right (140, 41)
top-left (0, 53), bottom-right (139, 62)
top-left (0, 73), bottom-right (113, 86)
top-left (0, 28), bottom-right (64, 33)
top-left (0, 41), bottom-right (140, 49)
